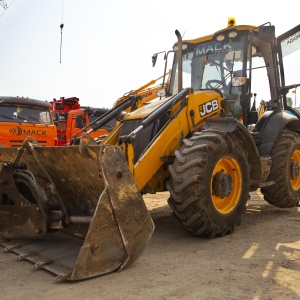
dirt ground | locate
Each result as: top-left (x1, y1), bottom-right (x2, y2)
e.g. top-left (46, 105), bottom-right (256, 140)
top-left (0, 190), bottom-right (300, 300)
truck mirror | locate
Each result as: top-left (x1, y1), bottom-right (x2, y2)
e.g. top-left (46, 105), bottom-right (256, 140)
top-left (52, 112), bottom-right (59, 121)
top-left (52, 112), bottom-right (59, 126)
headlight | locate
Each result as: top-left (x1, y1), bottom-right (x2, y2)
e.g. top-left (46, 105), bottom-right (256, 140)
top-left (173, 43), bottom-right (188, 51)
top-left (216, 34), bottom-right (225, 42)
top-left (228, 30), bottom-right (238, 38)
top-left (215, 30), bottom-right (238, 41)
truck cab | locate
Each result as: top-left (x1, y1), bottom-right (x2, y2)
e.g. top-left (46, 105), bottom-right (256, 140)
top-left (0, 96), bottom-right (57, 147)
top-left (50, 97), bottom-right (115, 146)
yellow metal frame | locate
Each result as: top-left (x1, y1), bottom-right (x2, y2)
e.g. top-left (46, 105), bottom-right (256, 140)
top-left (110, 90), bottom-right (224, 192)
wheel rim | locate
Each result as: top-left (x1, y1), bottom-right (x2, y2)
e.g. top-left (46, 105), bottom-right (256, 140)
top-left (290, 149), bottom-right (300, 190)
top-left (211, 157), bottom-right (242, 214)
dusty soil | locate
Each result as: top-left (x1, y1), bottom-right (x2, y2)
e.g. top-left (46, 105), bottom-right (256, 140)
top-left (1, 190), bottom-right (300, 300)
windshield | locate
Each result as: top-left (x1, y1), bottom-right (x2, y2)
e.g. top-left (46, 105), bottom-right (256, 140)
top-left (0, 104), bottom-right (52, 124)
top-left (169, 34), bottom-right (247, 96)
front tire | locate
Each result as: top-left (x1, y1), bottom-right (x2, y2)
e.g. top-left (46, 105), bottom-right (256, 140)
top-left (261, 130), bottom-right (300, 207)
top-left (167, 131), bottom-right (250, 237)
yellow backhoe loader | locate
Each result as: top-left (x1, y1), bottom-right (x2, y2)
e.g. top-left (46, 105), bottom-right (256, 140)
top-left (1, 18), bottom-right (300, 282)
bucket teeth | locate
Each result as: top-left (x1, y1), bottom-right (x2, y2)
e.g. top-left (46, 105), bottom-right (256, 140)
top-left (2, 244), bottom-right (21, 253)
top-left (17, 252), bottom-right (37, 261)
top-left (33, 259), bottom-right (54, 270)
top-left (54, 273), bottom-right (70, 283)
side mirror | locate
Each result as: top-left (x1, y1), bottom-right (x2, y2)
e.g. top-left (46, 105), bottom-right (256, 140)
top-left (152, 51), bottom-right (167, 67)
top-left (259, 25), bottom-right (275, 42)
top-left (52, 112), bottom-right (59, 126)
top-left (156, 88), bottom-right (167, 97)
top-left (152, 54), bottom-right (158, 67)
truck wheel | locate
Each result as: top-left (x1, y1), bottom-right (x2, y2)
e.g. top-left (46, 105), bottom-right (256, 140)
top-left (261, 131), bottom-right (300, 207)
top-left (167, 131), bottom-right (250, 237)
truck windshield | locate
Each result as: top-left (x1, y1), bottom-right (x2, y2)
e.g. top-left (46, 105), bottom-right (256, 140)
top-left (0, 104), bottom-right (52, 124)
top-left (169, 34), bottom-right (247, 96)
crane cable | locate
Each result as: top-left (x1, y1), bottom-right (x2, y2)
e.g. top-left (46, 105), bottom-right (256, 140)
top-left (60, 23), bottom-right (64, 63)
top-left (59, 0), bottom-right (64, 63)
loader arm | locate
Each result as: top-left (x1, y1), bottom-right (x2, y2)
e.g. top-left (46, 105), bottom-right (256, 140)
top-left (116, 89), bottom-right (225, 193)
top-left (70, 95), bottom-right (139, 144)
top-left (71, 71), bottom-right (172, 144)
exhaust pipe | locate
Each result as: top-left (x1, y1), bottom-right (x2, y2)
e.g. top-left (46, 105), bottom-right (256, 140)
top-left (175, 30), bottom-right (183, 92)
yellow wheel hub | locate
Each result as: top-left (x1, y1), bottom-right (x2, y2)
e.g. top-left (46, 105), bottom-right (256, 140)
top-left (290, 149), bottom-right (300, 190)
top-left (211, 157), bottom-right (242, 214)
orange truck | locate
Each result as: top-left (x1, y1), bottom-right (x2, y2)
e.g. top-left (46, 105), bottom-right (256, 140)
top-left (50, 97), bottom-right (114, 146)
top-left (0, 96), bottom-right (57, 147)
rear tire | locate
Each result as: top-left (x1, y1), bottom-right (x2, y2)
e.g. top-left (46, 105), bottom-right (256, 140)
top-left (261, 131), bottom-right (300, 207)
top-left (167, 131), bottom-right (250, 237)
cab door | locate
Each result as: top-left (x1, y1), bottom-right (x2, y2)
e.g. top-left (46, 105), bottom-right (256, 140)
top-left (277, 24), bottom-right (300, 111)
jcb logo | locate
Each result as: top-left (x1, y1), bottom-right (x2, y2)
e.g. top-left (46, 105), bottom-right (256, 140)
top-left (199, 99), bottom-right (219, 117)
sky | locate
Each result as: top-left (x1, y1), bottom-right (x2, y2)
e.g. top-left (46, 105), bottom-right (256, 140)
top-left (0, 0), bottom-right (299, 109)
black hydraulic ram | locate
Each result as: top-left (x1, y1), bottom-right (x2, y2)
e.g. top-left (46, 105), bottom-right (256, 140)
top-left (125, 88), bottom-right (189, 139)
top-left (70, 95), bottom-right (140, 144)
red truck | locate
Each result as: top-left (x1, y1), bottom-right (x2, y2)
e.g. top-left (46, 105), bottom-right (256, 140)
top-left (50, 97), bottom-right (115, 146)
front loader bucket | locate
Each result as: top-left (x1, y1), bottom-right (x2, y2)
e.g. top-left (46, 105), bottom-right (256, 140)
top-left (0, 138), bottom-right (154, 281)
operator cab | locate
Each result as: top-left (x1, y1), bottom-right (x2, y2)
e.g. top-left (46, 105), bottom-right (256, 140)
top-left (167, 18), bottom-right (294, 128)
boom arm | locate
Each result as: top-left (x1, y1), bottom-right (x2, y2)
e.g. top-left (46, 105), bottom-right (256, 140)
top-left (113, 71), bottom-right (171, 110)
top-left (71, 71), bottom-right (171, 143)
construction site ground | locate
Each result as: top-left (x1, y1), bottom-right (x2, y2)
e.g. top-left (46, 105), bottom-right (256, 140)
top-left (1, 190), bottom-right (300, 300)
